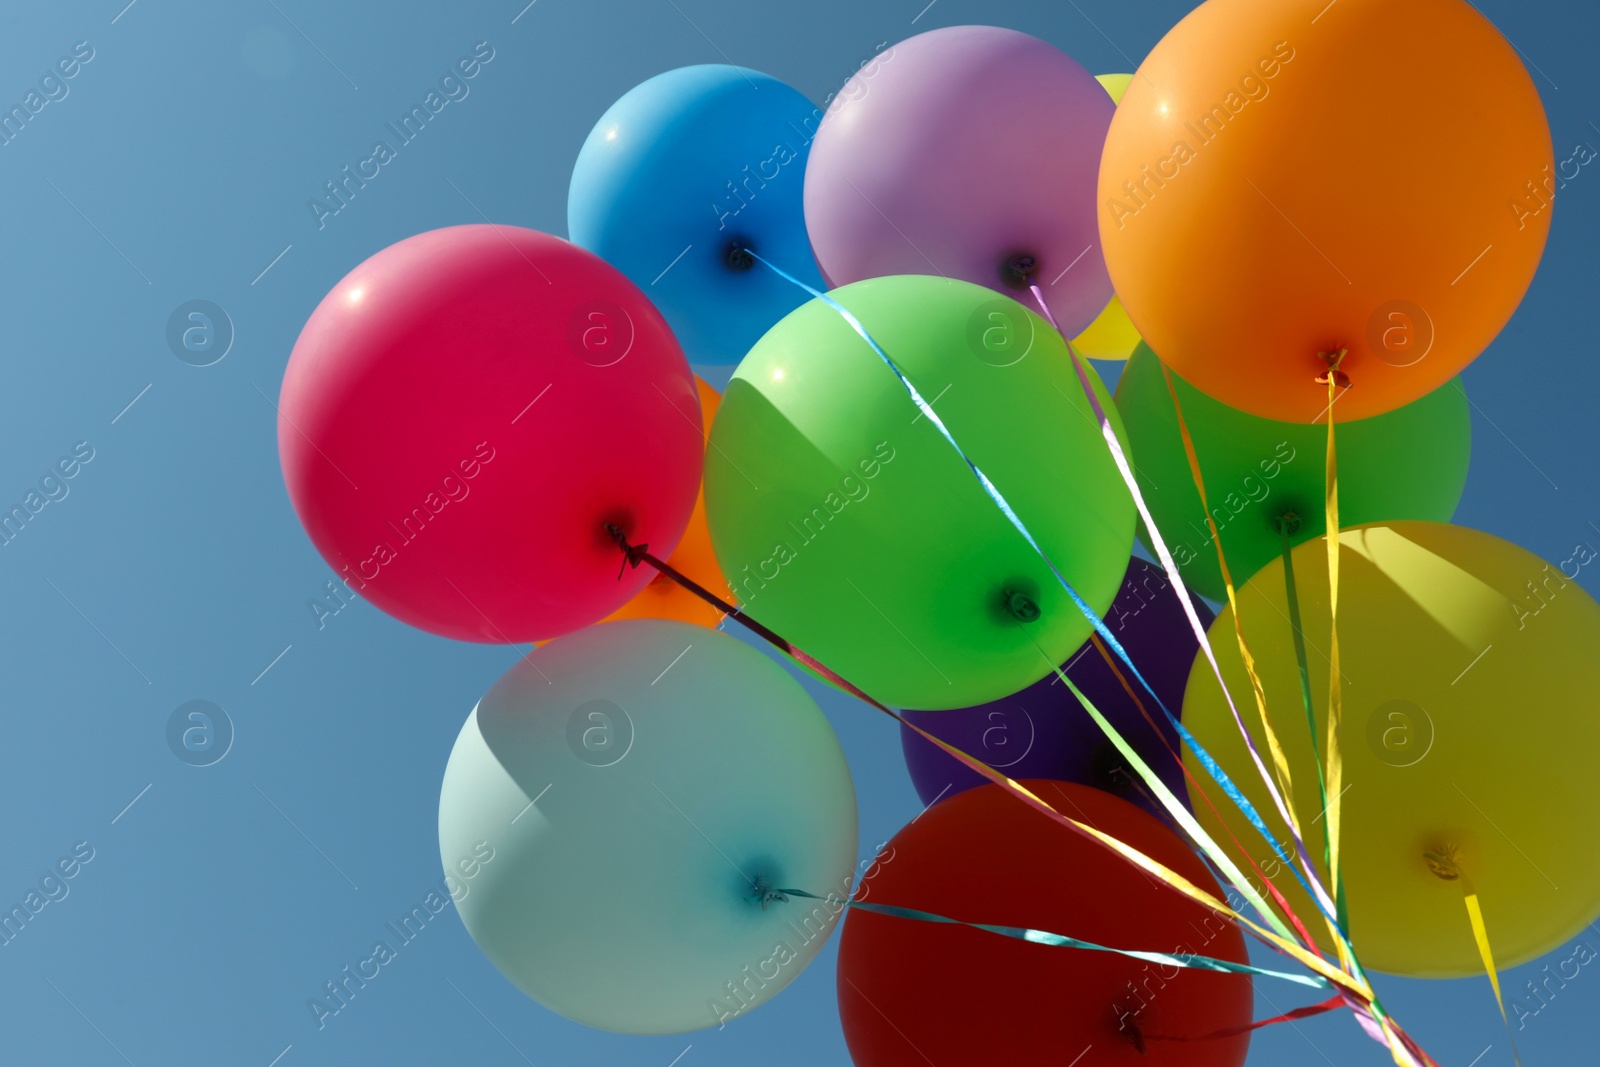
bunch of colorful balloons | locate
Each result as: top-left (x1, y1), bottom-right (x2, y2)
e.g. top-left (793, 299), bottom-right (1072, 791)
top-left (276, 2), bottom-right (1600, 1064)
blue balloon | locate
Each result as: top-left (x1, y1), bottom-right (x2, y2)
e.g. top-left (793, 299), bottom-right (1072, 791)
top-left (438, 619), bottom-right (859, 1034)
top-left (568, 66), bottom-right (826, 365)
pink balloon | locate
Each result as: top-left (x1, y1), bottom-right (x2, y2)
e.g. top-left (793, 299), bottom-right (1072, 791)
top-left (278, 225), bottom-right (703, 643)
top-left (804, 26), bottom-right (1115, 335)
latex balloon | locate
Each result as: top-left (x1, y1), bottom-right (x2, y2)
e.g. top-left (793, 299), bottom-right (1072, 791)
top-left (805, 26), bottom-right (1114, 336)
top-left (569, 66), bottom-right (826, 366)
top-left (1114, 344), bottom-right (1471, 603)
top-left (705, 275), bottom-right (1135, 710)
top-left (439, 620), bottom-right (858, 1034)
top-left (1099, 0), bottom-right (1553, 422)
top-left (1183, 522), bottom-right (1600, 976)
top-left (1070, 296), bottom-right (1143, 364)
top-left (1069, 73), bottom-right (1145, 362)
top-left (900, 557), bottom-right (1210, 816)
top-left (838, 781), bottom-right (1253, 1065)
top-left (600, 377), bottom-right (733, 630)
top-left (279, 225), bottom-right (703, 643)
top-left (1096, 72), bottom-right (1134, 104)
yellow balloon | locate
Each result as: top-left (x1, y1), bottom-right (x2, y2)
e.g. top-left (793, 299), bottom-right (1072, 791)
top-left (1070, 294), bottom-right (1142, 362)
top-left (1095, 72), bottom-right (1133, 105)
top-left (1182, 521), bottom-right (1600, 977)
top-left (1073, 74), bottom-right (1141, 362)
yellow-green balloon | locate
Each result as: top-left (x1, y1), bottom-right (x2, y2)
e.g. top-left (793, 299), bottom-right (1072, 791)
top-left (1115, 343), bottom-right (1470, 602)
top-left (1069, 73), bottom-right (1143, 362)
top-left (1183, 521), bottom-right (1600, 976)
top-left (1096, 72), bottom-right (1134, 104)
top-left (705, 275), bottom-right (1135, 710)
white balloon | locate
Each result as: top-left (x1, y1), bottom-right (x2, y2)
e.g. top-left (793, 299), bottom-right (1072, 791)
top-left (439, 619), bottom-right (859, 1034)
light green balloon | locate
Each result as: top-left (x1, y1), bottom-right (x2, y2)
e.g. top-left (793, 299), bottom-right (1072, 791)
top-left (1112, 343), bottom-right (1471, 602)
top-left (439, 619), bottom-right (858, 1034)
top-left (704, 275), bottom-right (1136, 710)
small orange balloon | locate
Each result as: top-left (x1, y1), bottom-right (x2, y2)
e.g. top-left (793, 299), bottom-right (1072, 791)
top-left (601, 377), bottom-right (733, 630)
top-left (1099, 0), bottom-right (1552, 422)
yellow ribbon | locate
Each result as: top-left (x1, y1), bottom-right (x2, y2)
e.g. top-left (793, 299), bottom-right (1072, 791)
top-left (1427, 848), bottom-right (1523, 1067)
top-left (896, 669), bottom-right (1373, 998)
top-left (1158, 364), bottom-right (1301, 810)
top-left (1318, 352), bottom-right (1348, 948)
top-left (1161, 362), bottom-right (1348, 955)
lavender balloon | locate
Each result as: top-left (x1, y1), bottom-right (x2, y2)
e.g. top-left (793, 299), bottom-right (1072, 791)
top-left (803, 25), bottom-right (1115, 336)
top-left (899, 558), bottom-right (1213, 818)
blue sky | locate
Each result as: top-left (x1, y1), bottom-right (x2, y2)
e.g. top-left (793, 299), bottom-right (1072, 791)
top-left (0, 1), bottom-right (1595, 1064)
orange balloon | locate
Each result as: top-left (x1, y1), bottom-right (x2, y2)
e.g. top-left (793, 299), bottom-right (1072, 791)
top-left (1098, 0), bottom-right (1552, 423)
top-left (600, 377), bottom-right (733, 630)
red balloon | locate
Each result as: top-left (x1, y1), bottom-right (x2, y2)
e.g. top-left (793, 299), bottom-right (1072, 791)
top-left (838, 781), bottom-right (1252, 1065)
top-left (278, 225), bottom-right (702, 643)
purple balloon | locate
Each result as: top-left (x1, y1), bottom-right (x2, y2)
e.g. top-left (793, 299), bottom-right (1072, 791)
top-left (900, 557), bottom-right (1214, 818)
top-left (803, 25), bottom-right (1114, 335)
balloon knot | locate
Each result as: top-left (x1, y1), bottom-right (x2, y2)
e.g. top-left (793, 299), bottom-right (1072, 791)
top-left (1118, 1015), bottom-right (1147, 1054)
top-left (1424, 845), bottom-right (1462, 881)
top-left (747, 877), bottom-right (791, 910)
top-left (604, 523), bottom-right (647, 579)
top-left (725, 242), bottom-right (757, 272)
top-left (1002, 253), bottom-right (1038, 289)
top-left (1314, 347), bottom-right (1351, 390)
top-left (1004, 589), bottom-right (1041, 623)
top-left (1277, 512), bottom-right (1302, 536)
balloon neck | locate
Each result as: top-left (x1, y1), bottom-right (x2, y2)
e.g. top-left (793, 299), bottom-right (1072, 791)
top-left (746, 876), bottom-right (791, 910)
top-left (1277, 512), bottom-right (1302, 537)
top-left (1424, 844), bottom-right (1464, 882)
top-left (725, 242), bottom-right (757, 272)
top-left (1117, 1014), bottom-right (1147, 1054)
top-left (1001, 252), bottom-right (1039, 290)
top-left (1003, 589), bottom-right (1041, 624)
top-left (1314, 347), bottom-right (1352, 391)
top-left (1090, 740), bottom-right (1132, 793)
top-left (604, 522), bottom-right (648, 577)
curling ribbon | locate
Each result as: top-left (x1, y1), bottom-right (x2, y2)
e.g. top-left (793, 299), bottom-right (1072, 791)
top-left (740, 252), bottom-right (1320, 947)
top-left (1158, 360), bottom-right (1348, 960)
top-left (603, 527), bottom-right (1370, 997)
top-left (1427, 848), bottom-right (1524, 1067)
top-left (1278, 514), bottom-right (1346, 932)
top-left (1156, 361), bottom-right (1309, 833)
top-left (1146, 994), bottom-right (1346, 1042)
top-left (764, 887), bottom-right (1329, 991)
top-left (1317, 351), bottom-right (1349, 932)
top-left (1022, 278), bottom-right (1346, 947)
top-left (1084, 632), bottom-right (1326, 956)
top-left (715, 260), bottom-right (1455, 1065)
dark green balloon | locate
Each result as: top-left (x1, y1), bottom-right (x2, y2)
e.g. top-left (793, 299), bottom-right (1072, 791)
top-left (1112, 343), bottom-right (1471, 602)
top-left (705, 276), bottom-right (1135, 710)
